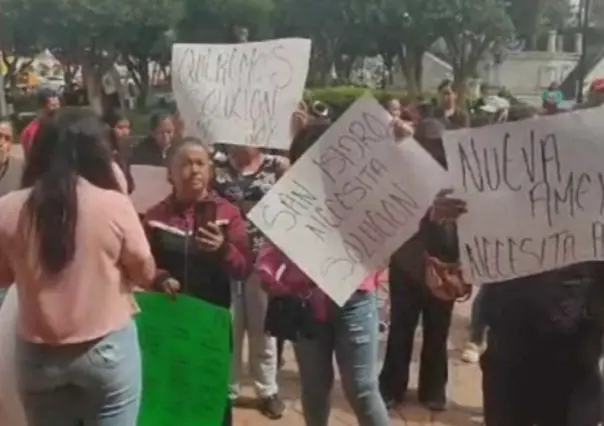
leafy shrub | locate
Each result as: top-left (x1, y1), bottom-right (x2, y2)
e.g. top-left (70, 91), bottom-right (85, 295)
top-left (10, 86), bottom-right (424, 140)
top-left (307, 86), bottom-right (410, 119)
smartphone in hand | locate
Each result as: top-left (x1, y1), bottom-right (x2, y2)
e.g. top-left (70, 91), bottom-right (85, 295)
top-left (193, 201), bottom-right (217, 231)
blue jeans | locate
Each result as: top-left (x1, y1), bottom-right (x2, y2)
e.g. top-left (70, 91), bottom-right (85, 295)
top-left (293, 291), bottom-right (389, 426)
top-left (17, 320), bottom-right (141, 426)
top-left (470, 286), bottom-right (487, 345)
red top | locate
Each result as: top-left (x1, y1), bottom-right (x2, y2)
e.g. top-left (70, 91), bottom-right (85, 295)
top-left (20, 118), bottom-right (41, 153)
top-left (256, 242), bottom-right (382, 321)
top-left (144, 192), bottom-right (251, 281)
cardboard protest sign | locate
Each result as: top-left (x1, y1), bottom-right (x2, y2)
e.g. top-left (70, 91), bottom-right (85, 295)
top-left (135, 293), bottom-right (231, 426)
top-left (443, 106), bottom-right (604, 283)
top-left (130, 165), bottom-right (171, 213)
top-left (172, 38), bottom-right (311, 150)
top-left (248, 97), bottom-right (446, 305)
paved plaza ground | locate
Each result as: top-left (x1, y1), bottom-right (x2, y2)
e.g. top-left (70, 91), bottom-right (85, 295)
top-left (233, 290), bottom-right (484, 426)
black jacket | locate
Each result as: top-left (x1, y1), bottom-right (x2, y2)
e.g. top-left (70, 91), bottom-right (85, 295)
top-left (482, 263), bottom-right (603, 340)
top-left (130, 137), bottom-right (167, 166)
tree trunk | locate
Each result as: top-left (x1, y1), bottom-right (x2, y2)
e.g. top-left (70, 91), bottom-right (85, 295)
top-left (335, 54), bottom-right (356, 84)
top-left (82, 61), bottom-right (103, 114)
top-left (334, 54), bottom-right (345, 83)
top-left (137, 58), bottom-right (150, 108)
top-left (316, 50), bottom-right (332, 86)
top-left (308, 48), bottom-right (324, 86)
top-left (1, 56), bottom-right (25, 99)
top-left (525, 0), bottom-right (542, 50)
top-left (0, 74), bottom-right (7, 117)
top-left (412, 47), bottom-right (425, 96)
top-left (399, 47), bottom-right (420, 98)
top-left (62, 65), bottom-right (79, 85)
top-left (382, 54), bottom-right (394, 89)
top-left (6, 64), bottom-right (17, 98)
top-left (108, 66), bottom-right (126, 110)
top-left (453, 69), bottom-right (467, 106)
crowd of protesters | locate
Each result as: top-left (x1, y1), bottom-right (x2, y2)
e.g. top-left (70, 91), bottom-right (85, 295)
top-left (0, 75), bottom-right (603, 426)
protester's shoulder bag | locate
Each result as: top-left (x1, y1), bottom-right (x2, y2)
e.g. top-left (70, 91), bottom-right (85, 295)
top-left (423, 219), bottom-right (472, 302)
top-left (264, 294), bottom-right (318, 342)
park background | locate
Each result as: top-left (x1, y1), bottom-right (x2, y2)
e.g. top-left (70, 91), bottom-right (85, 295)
top-left (0, 0), bottom-right (604, 137)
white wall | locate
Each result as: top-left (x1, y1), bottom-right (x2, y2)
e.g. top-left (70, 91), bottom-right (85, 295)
top-left (479, 51), bottom-right (580, 96)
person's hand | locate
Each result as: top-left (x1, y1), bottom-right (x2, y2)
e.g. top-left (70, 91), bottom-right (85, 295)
top-left (291, 104), bottom-right (309, 137)
top-left (275, 157), bottom-right (290, 178)
top-left (159, 278), bottom-right (180, 299)
top-left (391, 118), bottom-right (414, 140)
top-left (430, 188), bottom-right (468, 222)
top-left (196, 222), bottom-right (225, 252)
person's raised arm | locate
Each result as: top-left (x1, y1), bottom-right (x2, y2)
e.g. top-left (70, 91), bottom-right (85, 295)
top-left (414, 188), bottom-right (468, 259)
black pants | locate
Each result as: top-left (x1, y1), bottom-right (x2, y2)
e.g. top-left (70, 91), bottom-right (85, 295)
top-left (481, 322), bottom-right (602, 426)
top-left (379, 263), bottom-right (454, 402)
top-left (277, 337), bottom-right (285, 367)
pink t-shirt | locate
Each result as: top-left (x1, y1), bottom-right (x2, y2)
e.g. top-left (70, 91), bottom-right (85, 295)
top-left (111, 161), bottom-right (128, 194)
top-left (0, 178), bottom-right (153, 345)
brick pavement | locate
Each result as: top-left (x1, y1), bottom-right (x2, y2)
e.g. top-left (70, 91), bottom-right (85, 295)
top-left (233, 292), bottom-right (484, 426)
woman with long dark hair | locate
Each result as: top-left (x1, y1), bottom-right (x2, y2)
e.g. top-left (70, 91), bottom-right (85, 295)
top-left (0, 108), bottom-right (156, 426)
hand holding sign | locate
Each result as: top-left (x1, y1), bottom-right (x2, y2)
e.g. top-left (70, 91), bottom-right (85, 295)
top-left (430, 189), bottom-right (468, 223)
top-left (172, 38), bottom-right (311, 149)
top-left (158, 278), bottom-right (181, 297)
top-left (443, 106), bottom-right (604, 283)
top-left (391, 118), bottom-right (414, 141)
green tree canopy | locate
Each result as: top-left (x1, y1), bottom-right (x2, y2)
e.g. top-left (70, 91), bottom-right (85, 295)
top-left (0, 0), bottom-right (47, 91)
top-left (437, 0), bottom-right (514, 95)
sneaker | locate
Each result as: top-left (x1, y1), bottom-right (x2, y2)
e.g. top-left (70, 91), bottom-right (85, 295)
top-left (461, 342), bottom-right (480, 364)
top-left (380, 388), bottom-right (404, 410)
top-left (259, 394), bottom-right (285, 419)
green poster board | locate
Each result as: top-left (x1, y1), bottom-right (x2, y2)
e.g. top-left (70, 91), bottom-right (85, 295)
top-left (135, 293), bottom-right (231, 426)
